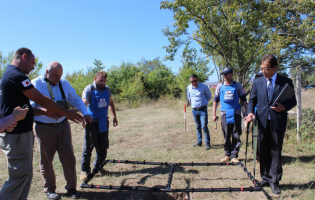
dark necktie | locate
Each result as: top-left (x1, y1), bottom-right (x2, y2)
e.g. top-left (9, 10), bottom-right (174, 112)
top-left (268, 78), bottom-right (273, 102)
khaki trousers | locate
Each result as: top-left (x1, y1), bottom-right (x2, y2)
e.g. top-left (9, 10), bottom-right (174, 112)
top-left (0, 131), bottom-right (34, 200)
top-left (34, 120), bottom-right (77, 193)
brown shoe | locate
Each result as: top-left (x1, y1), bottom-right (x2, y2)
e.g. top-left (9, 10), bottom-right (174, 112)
top-left (220, 156), bottom-right (230, 162)
top-left (231, 158), bottom-right (240, 163)
top-left (80, 172), bottom-right (88, 181)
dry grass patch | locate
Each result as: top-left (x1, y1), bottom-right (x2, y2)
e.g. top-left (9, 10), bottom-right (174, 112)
top-left (0, 97), bottom-right (314, 199)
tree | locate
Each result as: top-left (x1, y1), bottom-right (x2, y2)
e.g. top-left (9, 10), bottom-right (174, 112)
top-left (65, 59), bottom-right (105, 97)
top-left (289, 56), bottom-right (315, 86)
top-left (176, 44), bottom-right (213, 97)
top-left (161, 0), bottom-right (275, 87)
top-left (0, 50), bottom-right (43, 79)
top-left (267, 0), bottom-right (315, 68)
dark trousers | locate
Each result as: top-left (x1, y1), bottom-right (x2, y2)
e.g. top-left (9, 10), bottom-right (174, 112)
top-left (81, 122), bottom-right (109, 173)
top-left (259, 120), bottom-right (284, 184)
top-left (221, 114), bottom-right (242, 158)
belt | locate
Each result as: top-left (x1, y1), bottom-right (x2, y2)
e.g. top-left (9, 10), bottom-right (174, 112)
top-left (193, 105), bottom-right (207, 111)
top-left (35, 118), bottom-right (68, 126)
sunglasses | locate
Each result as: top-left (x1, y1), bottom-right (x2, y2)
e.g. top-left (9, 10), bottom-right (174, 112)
top-left (191, 80), bottom-right (198, 83)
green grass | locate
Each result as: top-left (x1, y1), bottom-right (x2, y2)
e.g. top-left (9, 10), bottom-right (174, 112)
top-left (0, 93), bottom-right (314, 200)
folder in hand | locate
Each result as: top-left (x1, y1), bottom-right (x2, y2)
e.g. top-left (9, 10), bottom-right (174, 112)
top-left (272, 83), bottom-right (295, 106)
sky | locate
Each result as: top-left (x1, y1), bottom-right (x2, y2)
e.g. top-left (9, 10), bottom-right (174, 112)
top-left (0, 0), bottom-right (218, 82)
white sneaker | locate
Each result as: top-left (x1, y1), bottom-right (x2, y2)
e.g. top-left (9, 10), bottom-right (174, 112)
top-left (220, 156), bottom-right (230, 162)
top-left (231, 158), bottom-right (240, 163)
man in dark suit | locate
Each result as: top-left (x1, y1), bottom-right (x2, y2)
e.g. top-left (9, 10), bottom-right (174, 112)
top-left (247, 54), bottom-right (297, 194)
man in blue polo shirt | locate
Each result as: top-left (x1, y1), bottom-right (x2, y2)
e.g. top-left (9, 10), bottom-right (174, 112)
top-left (0, 48), bottom-right (84, 200)
top-left (212, 67), bottom-right (247, 163)
top-left (187, 74), bottom-right (212, 150)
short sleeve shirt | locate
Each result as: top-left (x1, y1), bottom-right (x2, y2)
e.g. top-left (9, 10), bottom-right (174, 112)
top-left (0, 65), bottom-right (34, 134)
top-left (214, 80), bottom-right (247, 115)
top-left (82, 83), bottom-right (112, 105)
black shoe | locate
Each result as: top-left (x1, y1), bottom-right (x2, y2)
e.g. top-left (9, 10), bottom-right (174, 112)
top-left (260, 179), bottom-right (270, 187)
top-left (270, 182), bottom-right (281, 194)
top-left (205, 145), bottom-right (211, 150)
top-left (193, 143), bottom-right (202, 147)
top-left (67, 189), bottom-right (79, 199)
top-left (46, 192), bottom-right (60, 200)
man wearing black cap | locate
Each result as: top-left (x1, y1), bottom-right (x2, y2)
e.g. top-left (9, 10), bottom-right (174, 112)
top-left (212, 67), bottom-right (247, 163)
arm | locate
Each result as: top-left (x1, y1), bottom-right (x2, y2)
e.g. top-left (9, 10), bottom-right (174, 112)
top-left (1, 107), bottom-right (29, 132)
top-left (246, 81), bottom-right (258, 122)
top-left (65, 82), bottom-right (92, 124)
top-left (272, 79), bottom-right (297, 112)
top-left (187, 87), bottom-right (190, 102)
top-left (205, 85), bottom-right (212, 102)
top-left (22, 88), bottom-right (83, 123)
top-left (212, 85), bottom-right (220, 122)
top-left (109, 97), bottom-right (118, 127)
top-left (0, 115), bottom-right (16, 132)
top-left (212, 101), bottom-right (218, 122)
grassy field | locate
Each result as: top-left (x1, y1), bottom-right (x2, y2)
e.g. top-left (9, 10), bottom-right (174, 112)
top-left (0, 90), bottom-right (314, 200)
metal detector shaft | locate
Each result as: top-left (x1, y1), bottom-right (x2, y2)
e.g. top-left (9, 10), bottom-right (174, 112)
top-left (244, 121), bottom-right (251, 168)
top-left (214, 116), bottom-right (219, 129)
top-left (252, 119), bottom-right (258, 179)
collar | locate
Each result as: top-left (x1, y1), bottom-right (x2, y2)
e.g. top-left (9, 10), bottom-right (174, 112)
top-left (44, 74), bottom-right (59, 86)
top-left (223, 80), bottom-right (235, 86)
top-left (266, 72), bottom-right (277, 83)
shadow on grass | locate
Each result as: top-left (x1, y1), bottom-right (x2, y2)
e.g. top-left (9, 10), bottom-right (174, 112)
top-left (282, 155), bottom-right (315, 165)
top-left (60, 190), bottom-right (180, 200)
top-left (208, 144), bottom-right (224, 149)
top-left (92, 165), bottom-right (199, 185)
top-left (281, 181), bottom-right (315, 190)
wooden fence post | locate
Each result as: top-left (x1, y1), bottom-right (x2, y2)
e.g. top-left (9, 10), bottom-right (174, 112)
top-left (296, 65), bottom-right (302, 142)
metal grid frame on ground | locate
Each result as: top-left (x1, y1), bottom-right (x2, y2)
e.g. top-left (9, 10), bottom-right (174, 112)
top-left (81, 159), bottom-right (263, 193)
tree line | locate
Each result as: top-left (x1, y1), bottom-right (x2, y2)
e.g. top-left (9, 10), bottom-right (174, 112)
top-left (1, 0), bottom-right (314, 106)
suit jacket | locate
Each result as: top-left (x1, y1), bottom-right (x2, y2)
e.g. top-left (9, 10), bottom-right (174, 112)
top-left (248, 74), bottom-right (297, 134)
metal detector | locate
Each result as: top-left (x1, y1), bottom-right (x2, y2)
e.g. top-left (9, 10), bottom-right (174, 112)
top-left (244, 118), bottom-right (258, 179)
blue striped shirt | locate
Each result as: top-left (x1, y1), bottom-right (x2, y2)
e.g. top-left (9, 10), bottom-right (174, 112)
top-left (187, 83), bottom-right (212, 109)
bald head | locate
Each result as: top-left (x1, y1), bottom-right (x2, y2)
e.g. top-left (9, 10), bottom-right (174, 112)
top-left (46, 62), bottom-right (63, 85)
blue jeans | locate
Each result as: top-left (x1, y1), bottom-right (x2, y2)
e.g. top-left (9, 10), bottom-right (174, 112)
top-left (192, 107), bottom-right (210, 145)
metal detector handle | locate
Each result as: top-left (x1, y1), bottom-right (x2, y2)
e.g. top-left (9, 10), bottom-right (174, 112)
top-left (214, 116), bottom-right (219, 129)
top-left (252, 118), bottom-right (258, 179)
top-left (244, 120), bottom-right (251, 168)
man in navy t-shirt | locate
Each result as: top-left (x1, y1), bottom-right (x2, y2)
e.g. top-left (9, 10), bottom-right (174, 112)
top-left (0, 48), bottom-right (84, 200)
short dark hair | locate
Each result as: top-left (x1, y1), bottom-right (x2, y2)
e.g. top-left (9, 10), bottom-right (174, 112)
top-left (190, 74), bottom-right (198, 79)
top-left (261, 54), bottom-right (278, 69)
top-left (95, 71), bottom-right (107, 78)
top-left (13, 47), bottom-right (33, 60)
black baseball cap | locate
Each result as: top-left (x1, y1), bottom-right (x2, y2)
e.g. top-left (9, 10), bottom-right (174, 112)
top-left (221, 67), bottom-right (233, 74)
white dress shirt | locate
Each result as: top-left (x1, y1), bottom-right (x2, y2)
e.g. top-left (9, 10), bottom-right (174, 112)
top-left (30, 75), bottom-right (89, 123)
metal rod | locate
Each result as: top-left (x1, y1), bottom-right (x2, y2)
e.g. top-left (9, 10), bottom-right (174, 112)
top-left (81, 183), bottom-right (262, 192)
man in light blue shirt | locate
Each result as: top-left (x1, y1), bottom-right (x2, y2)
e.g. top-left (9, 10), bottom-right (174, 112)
top-left (30, 62), bottom-right (92, 199)
top-left (187, 74), bottom-right (212, 150)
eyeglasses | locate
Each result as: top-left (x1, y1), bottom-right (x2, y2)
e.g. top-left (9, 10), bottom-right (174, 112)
top-left (191, 80), bottom-right (198, 83)
top-left (260, 67), bottom-right (271, 71)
